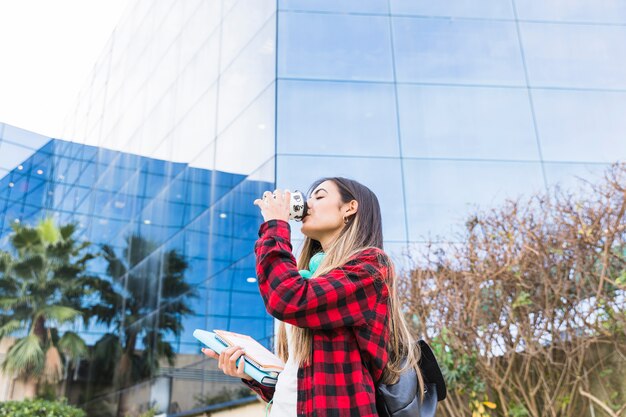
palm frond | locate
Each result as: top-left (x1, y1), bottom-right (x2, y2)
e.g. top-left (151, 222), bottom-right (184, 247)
top-left (59, 223), bottom-right (77, 240)
top-left (58, 331), bottom-right (88, 360)
top-left (0, 297), bottom-right (19, 310)
top-left (0, 319), bottom-right (24, 339)
top-left (92, 333), bottom-right (122, 363)
top-left (11, 226), bottom-right (41, 251)
top-left (37, 218), bottom-right (62, 246)
top-left (38, 305), bottom-right (82, 324)
top-left (12, 254), bottom-right (45, 278)
top-left (2, 334), bottom-right (44, 377)
top-left (0, 251), bottom-right (13, 274)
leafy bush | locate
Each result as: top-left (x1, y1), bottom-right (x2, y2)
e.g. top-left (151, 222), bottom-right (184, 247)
top-left (405, 163), bottom-right (626, 416)
top-left (125, 407), bottom-right (158, 417)
top-left (0, 398), bottom-right (86, 417)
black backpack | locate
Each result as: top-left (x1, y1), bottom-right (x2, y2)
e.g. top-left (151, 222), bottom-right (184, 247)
top-left (375, 340), bottom-right (447, 417)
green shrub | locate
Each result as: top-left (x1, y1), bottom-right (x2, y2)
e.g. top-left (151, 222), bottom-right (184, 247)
top-left (0, 398), bottom-right (85, 417)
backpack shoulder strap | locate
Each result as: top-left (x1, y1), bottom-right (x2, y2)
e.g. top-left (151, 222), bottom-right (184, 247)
top-left (418, 340), bottom-right (447, 401)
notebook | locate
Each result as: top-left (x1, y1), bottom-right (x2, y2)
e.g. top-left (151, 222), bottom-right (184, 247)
top-left (193, 329), bottom-right (283, 387)
top-left (213, 329), bottom-right (285, 372)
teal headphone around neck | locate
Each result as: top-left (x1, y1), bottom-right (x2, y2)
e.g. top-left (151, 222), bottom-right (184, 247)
top-left (299, 252), bottom-right (326, 279)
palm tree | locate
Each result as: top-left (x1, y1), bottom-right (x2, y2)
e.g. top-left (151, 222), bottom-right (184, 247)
top-left (0, 218), bottom-right (98, 396)
top-left (92, 235), bottom-right (195, 388)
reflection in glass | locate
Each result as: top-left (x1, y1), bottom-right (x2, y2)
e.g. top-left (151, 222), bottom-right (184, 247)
top-left (279, 0), bottom-right (388, 13)
top-left (543, 162), bottom-right (611, 192)
top-left (403, 160), bottom-right (545, 241)
top-left (515, 0), bottom-right (626, 24)
top-left (390, 0), bottom-right (514, 19)
top-left (397, 84), bottom-right (538, 160)
top-left (521, 22), bottom-right (626, 89)
top-left (392, 17), bottom-right (525, 86)
top-left (220, 0), bottom-right (275, 71)
top-left (278, 80), bottom-right (400, 157)
top-left (218, 16), bottom-right (276, 133)
top-left (533, 89), bottom-right (626, 162)
top-left (278, 11), bottom-right (393, 81)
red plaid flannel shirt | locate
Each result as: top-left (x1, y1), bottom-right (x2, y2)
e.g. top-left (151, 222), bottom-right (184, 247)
top-left (242, 220), bottom-right (390, 417)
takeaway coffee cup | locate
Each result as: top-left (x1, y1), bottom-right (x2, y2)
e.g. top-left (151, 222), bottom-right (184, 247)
top-left (262, 189), bottom-right (308, 221)
top-left (288, 190), bottom-right (308, 222)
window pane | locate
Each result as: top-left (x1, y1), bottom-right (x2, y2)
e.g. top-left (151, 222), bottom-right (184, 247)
top-left (220, 0), bottom-right (275, 70)
top-left (278, 80), bottom-right (400, 157)
top-left (403, 160), bottom-right (545, 241)
top-left (390, 0), bottom-right (514, 19)
top-left (0, 142), bottom-right (38, 171)
top-left (533, 89), bottom-right (626, 162)
top-left (1, 124), bottom-right (50, 150)
top-left (218, 16), bottom-right (276, 132)
top-left (215, 85), bottom-right (275, 175)
top-left (174, 38), bottom-right (220, 136)
top-left (392, 17), bottom-right (526, 86)
top-left (543, 162), bottom-right (610, 193)
top-left (521, 22), bottom-right (626, 89)
top-left (277, 156), bottom-right (407, 241)
top-left (515, 0), bottom-right (626, 24)
top-left (279, 0), bottom-right (388, 13)
top-left (278, 12), bottom-right (393, 81)
top-left (397, 84), bottom-right (539, 160)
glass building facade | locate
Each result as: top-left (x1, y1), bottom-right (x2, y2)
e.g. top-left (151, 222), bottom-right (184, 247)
top-left (0, 125), bottom-right (274, 415)
top-left (2, 0), bottom-right (626, 415)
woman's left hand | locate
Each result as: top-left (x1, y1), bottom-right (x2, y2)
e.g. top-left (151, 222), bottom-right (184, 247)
top-left (254, 189), bottom-right (291, 223)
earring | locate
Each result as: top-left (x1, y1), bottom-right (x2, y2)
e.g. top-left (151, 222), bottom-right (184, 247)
top-left (343, 215), bottom-right (349, 224)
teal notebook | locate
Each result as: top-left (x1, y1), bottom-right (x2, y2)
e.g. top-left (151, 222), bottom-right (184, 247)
top-left (193, 329), bottom-right (281, 387)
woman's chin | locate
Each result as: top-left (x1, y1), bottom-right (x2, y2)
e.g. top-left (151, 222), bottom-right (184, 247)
top-left (300, 224), bottom-right (315, 239)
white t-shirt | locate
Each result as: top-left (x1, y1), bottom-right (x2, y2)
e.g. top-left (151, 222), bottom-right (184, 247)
top-left (269, 323), bottom-right (298, 417)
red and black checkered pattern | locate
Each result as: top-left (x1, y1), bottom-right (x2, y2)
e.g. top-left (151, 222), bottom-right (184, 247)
top-left (242, 220), bottom-right (390, 417)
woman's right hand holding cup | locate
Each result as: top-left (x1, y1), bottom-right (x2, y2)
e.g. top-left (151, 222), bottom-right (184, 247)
top-left (202, 346), bottom-right (253, 381)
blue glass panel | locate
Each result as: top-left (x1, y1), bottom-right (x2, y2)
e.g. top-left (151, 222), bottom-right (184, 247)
top-left (277, 80), bottom-right (400, 157)
top-left (403, 160), bottom-right (545, 241)
top-left (215, 84), bottom-right (276, 175)
top-left (390, 0), bottom-right (514, 19)
top-left (515, 0), bottom-right (626, 24)
top-left (0, 142), bottom-right (38, 171)
top-left (278, 11), bottom-right (393, 81)
top-left (279, 0), bottom-right (388, 13)
top-left (230, 291), bottom-right (267, 317)
top-left (521, 22), bottom-right (626, 89)
top-left (1, 124), bottom-right (50, 149)
top-left (220, 0), bottom-right (275, 71)
top-left (76, 161), bottom-right (98, 188)
top-left (179, 314), bottom-right (210, 347)
top-left (397, 84), bottom-right (539, 160)
top-left (533, 89), bottom-right (626, 163)
top-left (207, 288), bottom-right (233, 316)
top-left (277, 156), bottom-right (407, 241)
top-left (185, 257), bottom-right (209, 285)
top-left (392, 17), bottom-right (526, 86)
top-left (543, 162), bottom-right (611, 193)
top-left (217, 17), bottom-right (276, 133)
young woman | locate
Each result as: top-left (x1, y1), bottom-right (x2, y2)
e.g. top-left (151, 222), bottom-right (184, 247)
top-left (202, 177), bottom-right (424, 417)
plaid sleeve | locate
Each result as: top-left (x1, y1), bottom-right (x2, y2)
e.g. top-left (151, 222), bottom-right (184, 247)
top-left (254, 220), bottom-right (389, 330)
top-left (241, 378), bottom-right (275, 403)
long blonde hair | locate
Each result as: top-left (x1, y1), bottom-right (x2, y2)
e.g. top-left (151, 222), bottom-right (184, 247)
top-left (275, 177), bottom-right (424, 393)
